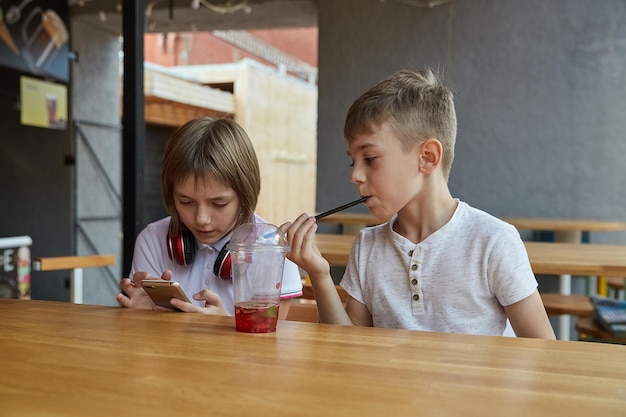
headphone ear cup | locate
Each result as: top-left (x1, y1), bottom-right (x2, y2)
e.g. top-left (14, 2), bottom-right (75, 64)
top-left (167, 229), bottom-right (196, 266)
top-left (213, 242), bottom-right (232, 280)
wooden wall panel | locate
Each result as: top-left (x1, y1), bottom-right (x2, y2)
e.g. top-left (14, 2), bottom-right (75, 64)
top-left (144, 97), bottom-right (231, 127)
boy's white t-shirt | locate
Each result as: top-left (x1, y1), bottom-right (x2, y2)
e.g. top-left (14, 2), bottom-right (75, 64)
top-left (340, 200), bottom-right (537, 336)
top-left (130, 215), bottom-right (303, 315)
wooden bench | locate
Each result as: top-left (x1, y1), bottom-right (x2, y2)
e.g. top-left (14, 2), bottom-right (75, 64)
top-left (541, 278), bottom-right (625, 333)
top-left (285, 282), bottom-right (348, 323)
top-left (286, 299), bottom-right (319, 323)
top-left (541, 293), bottom-right (593, 317)
top-left (575, 316), bottom-right (626, 344)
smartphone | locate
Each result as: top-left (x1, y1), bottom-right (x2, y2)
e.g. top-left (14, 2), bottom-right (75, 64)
top-left (140, 280), bottom-right (192, 311)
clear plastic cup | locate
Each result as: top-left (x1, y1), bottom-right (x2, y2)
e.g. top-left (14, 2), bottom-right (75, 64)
top-left (228, 223), bottom-right (289, 333)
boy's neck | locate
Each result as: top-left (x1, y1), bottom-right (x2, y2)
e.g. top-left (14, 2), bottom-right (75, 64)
top-left (392, 187), bottom-right (458, 244)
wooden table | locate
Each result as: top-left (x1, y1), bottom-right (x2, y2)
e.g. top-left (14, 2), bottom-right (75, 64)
top-left (316, 212), bottom-right (382, 234)
top-left (315, 233), bottom-right (626, 275)
top-left (318, 213), bottom-right (626, 240)
top-left (316, 212), bottom-right (384, 226)
top-left (501, 217), bottom-right (626, 242)
top-left (1, 299), bottom-right (625, 417)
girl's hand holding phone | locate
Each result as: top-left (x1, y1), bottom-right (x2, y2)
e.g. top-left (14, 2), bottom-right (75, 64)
top-left (168, 289), bottom-right (230, 316)
top-left (117, 271), bottom-right (173, 310)
top-left (141, 279), bottom-right (192, 311)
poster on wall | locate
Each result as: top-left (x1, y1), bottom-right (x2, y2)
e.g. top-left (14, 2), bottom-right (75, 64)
top-left (0, 0), bottom-right (70, 82)
top-left (20, 75), bottom-right (67, 129)
top-left (0, 236), bottom-right (32, 300)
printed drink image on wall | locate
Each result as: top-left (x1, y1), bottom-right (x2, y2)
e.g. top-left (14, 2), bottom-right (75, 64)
top-left (0, 0), bottom-right (70, 82)
top-left (20, 75), bottom-right (67, 130)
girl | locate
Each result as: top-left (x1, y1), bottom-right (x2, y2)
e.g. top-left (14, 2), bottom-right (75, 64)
top-left (117, 117), bottom-right (302, 317)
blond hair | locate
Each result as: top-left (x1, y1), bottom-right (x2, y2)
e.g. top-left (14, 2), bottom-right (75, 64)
top-left (161, 117), bottom-right (260, 237)
top-left (344, 68), bottom-right (457, 179)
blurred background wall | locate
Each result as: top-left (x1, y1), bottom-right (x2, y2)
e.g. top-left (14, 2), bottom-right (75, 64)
top-left (316, 0), bottom-right (626, 247)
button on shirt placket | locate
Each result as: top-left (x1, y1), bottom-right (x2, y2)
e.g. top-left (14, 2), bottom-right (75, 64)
top-left (408, 248), bottom-right (423, 314)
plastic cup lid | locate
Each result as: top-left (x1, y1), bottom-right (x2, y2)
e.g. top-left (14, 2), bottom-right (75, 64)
top-left (227, 222), bottom-right (289, 251)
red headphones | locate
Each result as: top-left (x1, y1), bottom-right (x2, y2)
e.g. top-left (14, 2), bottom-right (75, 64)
top-left (166, 227), bottom-right (232, 280)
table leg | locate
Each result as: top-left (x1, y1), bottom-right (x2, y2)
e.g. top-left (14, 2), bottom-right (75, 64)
top-left (558, 274), bottom-right (572, 340)
top-left (71, 268), bottom-right (83, 304)
top-left (553, 230), bottom-right (583, 341)
top-left (596, 276), bottom-right (607, 297)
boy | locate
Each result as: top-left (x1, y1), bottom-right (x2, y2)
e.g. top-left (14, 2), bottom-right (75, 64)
top-left (282, 69), bottom-right (555, 339)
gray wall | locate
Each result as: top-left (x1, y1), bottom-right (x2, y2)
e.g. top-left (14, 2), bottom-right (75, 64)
top-left (68, 23), bottom-right (181, 303)
top-left (71, 20), bottom-right (123, 305)
top-left (317, 0), bottom-right (626, 245)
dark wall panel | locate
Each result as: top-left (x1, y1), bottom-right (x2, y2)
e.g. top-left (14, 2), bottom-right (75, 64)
top-left (144, 124), bottom-right (173, 226)
top-left (0, 67), bottom-right (72, 301)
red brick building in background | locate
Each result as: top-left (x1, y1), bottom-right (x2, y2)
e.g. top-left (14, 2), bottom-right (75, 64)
top-left (144, 27), bottom-right (318, 82)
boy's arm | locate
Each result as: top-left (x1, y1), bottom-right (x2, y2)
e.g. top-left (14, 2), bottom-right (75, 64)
top-left (306, 273), bottom-right (373, 326)
top-left (504, 290), bottom-right (556, 339)
top-left (308, 271), bottom-right (354, 325)
top-left (281, 214), bottom-right (360, 325)
top-left (344, 296), bottom-right (373, 326)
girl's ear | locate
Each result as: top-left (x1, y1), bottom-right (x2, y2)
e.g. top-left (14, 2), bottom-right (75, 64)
top-left (419, 139), bottom-right (443, 174)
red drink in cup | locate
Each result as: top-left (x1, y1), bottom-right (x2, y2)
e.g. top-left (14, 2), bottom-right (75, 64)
top-left (235, 301), bottom-right (280, 333)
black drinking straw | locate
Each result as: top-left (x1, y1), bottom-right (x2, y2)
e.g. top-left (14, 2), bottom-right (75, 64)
top-left (314, 197), bottom-right (369, 220)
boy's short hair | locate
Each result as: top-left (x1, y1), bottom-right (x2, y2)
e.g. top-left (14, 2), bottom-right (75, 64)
top-left (344, 68), bottom-right (457, 179)
top-left (161, 116), bottom-right (260, 236)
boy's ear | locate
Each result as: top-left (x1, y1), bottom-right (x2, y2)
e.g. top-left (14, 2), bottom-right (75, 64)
top-left (419, 139), bottom-right (443, 174)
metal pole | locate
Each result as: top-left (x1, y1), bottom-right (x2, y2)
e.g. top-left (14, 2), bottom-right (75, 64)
top-left (122, 0), bottom-right (145, 276)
